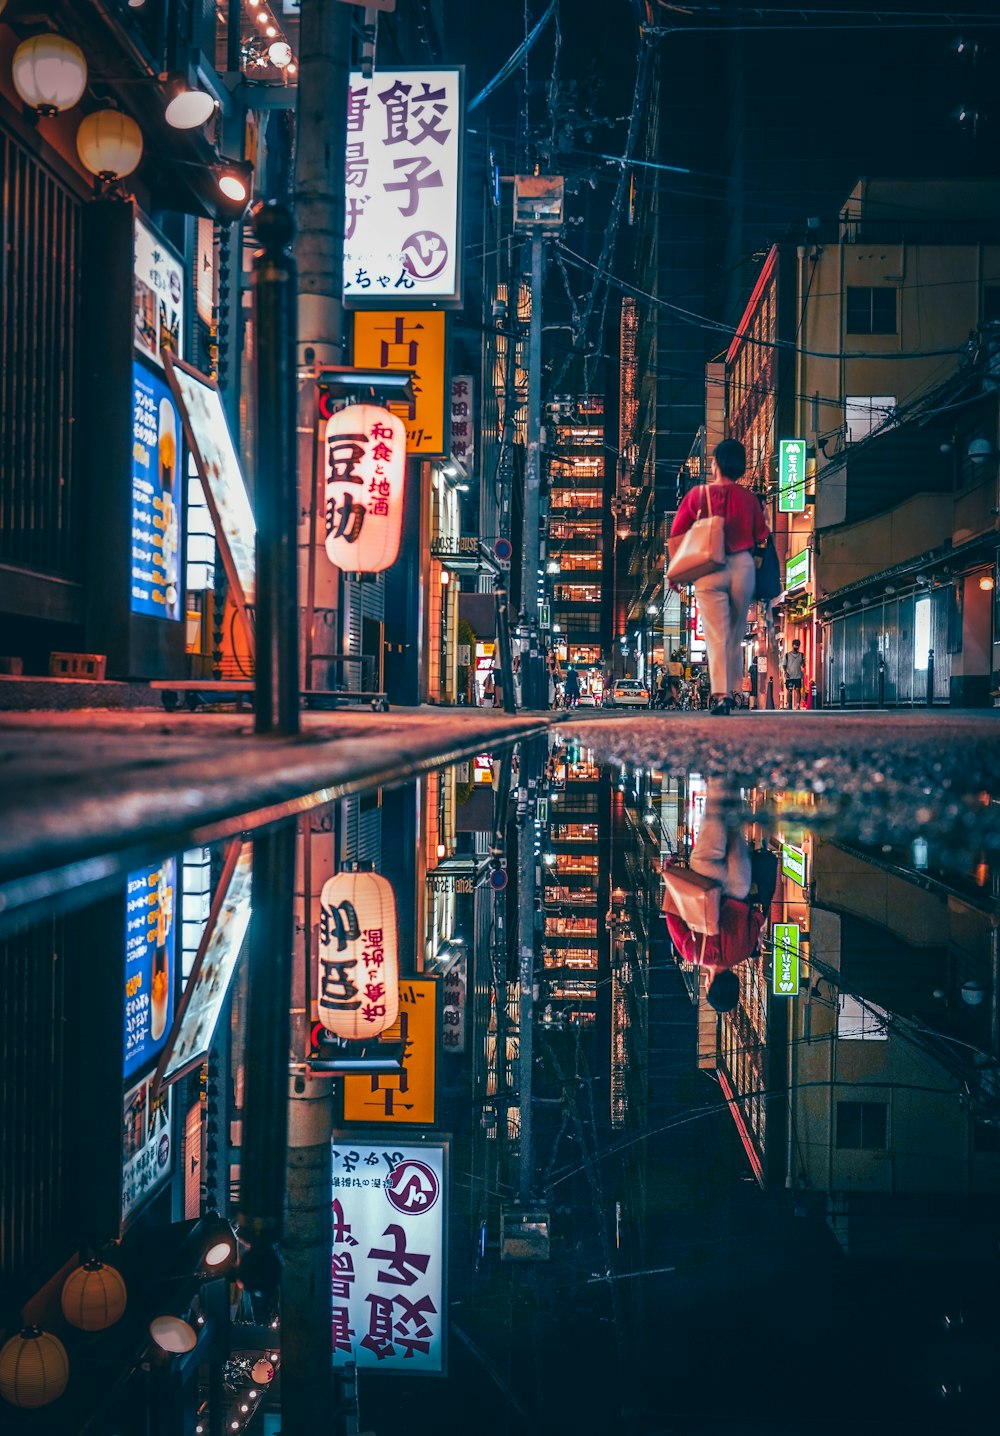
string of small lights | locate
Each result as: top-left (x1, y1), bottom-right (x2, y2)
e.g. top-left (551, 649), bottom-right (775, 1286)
top-left (240, 0), bottom-right (297, 79)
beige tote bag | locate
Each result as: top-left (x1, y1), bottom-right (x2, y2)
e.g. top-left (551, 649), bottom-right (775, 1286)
top-left (667, 485), bottom-right (727, 586)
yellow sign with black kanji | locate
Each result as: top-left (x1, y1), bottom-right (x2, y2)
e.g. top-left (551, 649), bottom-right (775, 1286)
top-left (352, 310), bottom-right (447, 457)
top-left (342, 977), bottom-right (437, 1125)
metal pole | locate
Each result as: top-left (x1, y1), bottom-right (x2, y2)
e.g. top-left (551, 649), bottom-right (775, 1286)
top-left (926, 647), bottom-right (935, 706)
top-left (517, 738), bottom-right (541, 1201)
top-left (496, 582), bottom-right (517, 714)
top-left (253, 203), bottom-right (300, 736)
top-left (237, 821), bottom-right (296, 1274)
top-left (520, 230), bottom-right (545, 710)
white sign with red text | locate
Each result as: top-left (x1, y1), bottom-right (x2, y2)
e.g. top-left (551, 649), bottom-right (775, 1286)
top-left (331, 1138), bottom-right (448, 1374)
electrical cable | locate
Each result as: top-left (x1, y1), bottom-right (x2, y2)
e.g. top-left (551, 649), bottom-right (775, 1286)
top-left (468, 0), bottom-right (558, 113)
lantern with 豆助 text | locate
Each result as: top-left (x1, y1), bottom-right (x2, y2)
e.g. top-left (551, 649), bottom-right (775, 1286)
top-left (323, 405), bottom-right (406, 573)
top-left (317, 870), bottom-right (399, 1040)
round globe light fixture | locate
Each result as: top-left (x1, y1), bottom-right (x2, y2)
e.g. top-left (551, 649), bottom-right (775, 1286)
top-left (251, 1358), bottom-right (275, 1385)
top-left (12, 35), bottom-right (88, 117)
top-left (76, 110), bottom-right (144, 181)
top-left (268, 41), bottom-right (293, 68)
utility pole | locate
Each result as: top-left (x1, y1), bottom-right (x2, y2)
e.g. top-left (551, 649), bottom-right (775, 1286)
top-left (520, 228), bottom-right (545, 711)
top-left (512, 174), bottom-right (563, 710)
top-left (516, 736), bottom-right (543, 1201)
top-left (284, 2), bottom-right (353, 1431)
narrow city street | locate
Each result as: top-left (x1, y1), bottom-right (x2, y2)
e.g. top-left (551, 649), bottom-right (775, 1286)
top-left (3, 3), bottom-right (1000, 1435)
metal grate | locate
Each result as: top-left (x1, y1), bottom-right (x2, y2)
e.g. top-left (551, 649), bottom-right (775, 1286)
top-left (0, 917), bottom-right (67, 1296)
top-left (0, 126), bottom-right (82, 576)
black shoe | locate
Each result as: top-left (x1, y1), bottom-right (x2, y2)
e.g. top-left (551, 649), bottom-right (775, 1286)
top-left (710, 697), bottom-right (733, 716)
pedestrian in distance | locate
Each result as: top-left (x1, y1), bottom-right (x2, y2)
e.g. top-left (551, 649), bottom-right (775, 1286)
top-left (563, 664), bottom-right (580, 709)
top-left (782, 639), bottom-right (806, 709)
top-left (668, 439), bottom-right (770, 716)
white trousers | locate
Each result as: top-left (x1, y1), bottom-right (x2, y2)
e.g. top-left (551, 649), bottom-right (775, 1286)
top-left (695, 550), bottom-right (756, 697)
top-left (689, 780), bottom-right (751, 899)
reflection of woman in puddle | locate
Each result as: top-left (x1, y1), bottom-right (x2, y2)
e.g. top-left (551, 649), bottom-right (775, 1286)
top-left (666, 780), bottom-right (765, 1014)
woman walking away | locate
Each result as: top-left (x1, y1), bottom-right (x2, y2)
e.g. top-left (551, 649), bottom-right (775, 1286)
top-left (669, 440), bottom-right (769, 716)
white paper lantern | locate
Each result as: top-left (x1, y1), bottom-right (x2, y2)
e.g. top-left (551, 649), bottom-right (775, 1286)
top-left (323, 405), bottom-right (406, 574)
top-left (76, 109), bottom-right (144, 180)
top-left (317, 870), bottom-right (399, 1039)
top-left (0, 1327), bottom-right (69, 1409)
top-left (61, 1259), bottom-right (127, 1331)
top-left (12, 35), bottom-right (87, 116)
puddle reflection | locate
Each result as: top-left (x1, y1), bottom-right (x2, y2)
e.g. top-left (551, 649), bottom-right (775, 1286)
top-left (1, 736), bottom-right (999, 1434)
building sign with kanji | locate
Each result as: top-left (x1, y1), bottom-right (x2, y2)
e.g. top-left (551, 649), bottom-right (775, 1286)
top-left (352, 311), bottom-right (446, 457)
top-left (343, 67), bottom-right (464, 307)
top-left (440, 952), bottom-right (466, 1055)
top-left (331, 1136), bottom-right (448, 1374)
top-left (324, 405), bottom-right (407, 573)
top-left (342, 978), bottom-right (437, 1124)
top-left (449, 374), bottom-right (474, 472)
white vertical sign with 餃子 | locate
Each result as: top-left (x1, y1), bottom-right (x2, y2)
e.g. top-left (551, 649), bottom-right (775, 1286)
top-left (343, 67), bottom-right (464, 307)
top-left (331, 1137), bottom-right (448, 1374)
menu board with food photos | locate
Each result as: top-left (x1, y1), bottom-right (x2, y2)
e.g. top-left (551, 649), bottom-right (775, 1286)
top-left (163, 354), bottom-right (256, 652)
top-left (133, 214), bottom-right (184, 369)
top-left (122, 1073), bottom-right (172, 1229)
top-left (154, 841), bottom-right (253, 1092)
top-left (124, 858), bottom-right (176, 1080)
top-left (131, 361), bottom-right (183, 620)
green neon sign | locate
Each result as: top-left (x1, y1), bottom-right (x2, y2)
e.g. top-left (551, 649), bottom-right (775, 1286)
top-left (778, 439), bottom-right (806, 513)
top-left (773, 923), bottom-right (800, 997)
top-left (786, 548), bottom-right (810, 590)
top-left (781, 843), bottom-right (807, 887)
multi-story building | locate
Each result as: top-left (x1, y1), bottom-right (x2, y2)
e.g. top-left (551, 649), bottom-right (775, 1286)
top-left (547, 395), bottom-right (612, 697)
top-left (722, 179), bottom-right (1000, 704)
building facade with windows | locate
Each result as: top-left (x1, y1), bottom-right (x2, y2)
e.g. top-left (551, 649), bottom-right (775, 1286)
top-left (721, 179), bottom-right (1000, 704)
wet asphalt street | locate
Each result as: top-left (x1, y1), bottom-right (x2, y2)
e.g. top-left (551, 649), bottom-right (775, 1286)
top-left (1, 704), bottom-right (997, 893)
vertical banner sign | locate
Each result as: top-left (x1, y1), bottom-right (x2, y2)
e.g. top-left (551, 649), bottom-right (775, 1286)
top-left (343, 979), bottom-right (437, 1124)
top-left (331, 1138), bottom-right (448, 1374)
top-left (778, 438), bottom-right (806, 514)
top-left (352, 310), bottom-right (447, 456)
top-left (124, 858), bottom-right (176, 1080)
top-left (133, 215), bottom-right (184, 368)
top-left (324, 405), bottom-right (407, 572)
top-left (343, 67), bottom-right (464, 307)
top-left (772, 923), bottom-right (801, 997)
top-left (440, 953), bottom-right (467, 1054)
top-left (781, 843), bottom-right (808, 887)
top-left (131, 363), bottom-right (182, 620)
top-left (449, 375), bottom-right (475, 471)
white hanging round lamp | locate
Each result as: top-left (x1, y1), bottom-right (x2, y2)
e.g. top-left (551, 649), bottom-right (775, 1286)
top-left (0, 1327), bottom-right (69, 1409)
top-left (12, 34), bottom-right (88, 117)
top-left (76, 110), bottom-right (144, 183)
top-left (61, 1258), bottom-right (128, 1331)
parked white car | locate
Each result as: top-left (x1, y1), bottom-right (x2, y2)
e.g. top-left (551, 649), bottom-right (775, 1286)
top-left (608, 680), bottom-right (650, 708)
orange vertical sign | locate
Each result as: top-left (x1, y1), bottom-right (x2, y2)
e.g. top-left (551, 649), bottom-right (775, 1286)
top-left (352, 309), bottom-right (447, 457)
top-left (342, 977), bottom-right (437, 1125)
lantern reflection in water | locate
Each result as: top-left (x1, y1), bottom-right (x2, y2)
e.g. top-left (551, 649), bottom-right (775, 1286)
top-left (317, 871), bottom-right (399, 1039)
top-left (323, 405), bottom-right (406, 573)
